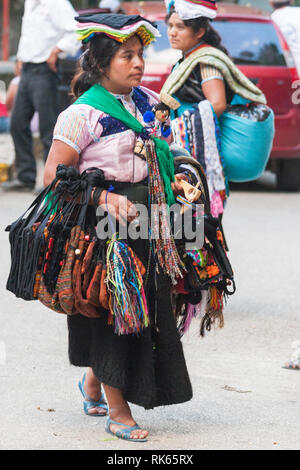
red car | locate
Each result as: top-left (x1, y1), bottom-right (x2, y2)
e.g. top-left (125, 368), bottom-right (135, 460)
top-left (119, 1), bottom-right (300, 191)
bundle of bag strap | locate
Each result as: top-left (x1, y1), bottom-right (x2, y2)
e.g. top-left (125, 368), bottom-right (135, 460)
top-left (172, 152), bottom-right (236, 336)
top-left (6, 159), bottom-right (236, 337)
top-left (5, 165), bottom-right (149, 336)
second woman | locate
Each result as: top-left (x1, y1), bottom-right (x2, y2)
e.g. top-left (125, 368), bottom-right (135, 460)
top-left (162, 0), bottom-right (267, 219)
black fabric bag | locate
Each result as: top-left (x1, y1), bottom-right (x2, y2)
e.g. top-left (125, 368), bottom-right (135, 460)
top-left (5, 165), bottom-right (104, 301)
top-left (6, 183), bottom-right (59, 299)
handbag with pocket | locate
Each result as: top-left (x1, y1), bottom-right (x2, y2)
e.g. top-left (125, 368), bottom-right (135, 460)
top-left (73, 237), bottom-right (102, 319)
top-left (86, 241), bottom-right (105, 307)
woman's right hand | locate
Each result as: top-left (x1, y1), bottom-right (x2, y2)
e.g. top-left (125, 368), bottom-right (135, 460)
top-left (99, 190), bottom-right (139, 225)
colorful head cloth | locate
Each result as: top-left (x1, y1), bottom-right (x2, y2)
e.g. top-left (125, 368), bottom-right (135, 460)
top-left (75, 13), bottom-right (160, 46)
top-left (165, 0), bottom-right (218, 20)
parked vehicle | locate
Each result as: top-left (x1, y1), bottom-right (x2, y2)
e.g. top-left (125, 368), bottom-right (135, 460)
top-left (121, 1), bottom-right (300, 191)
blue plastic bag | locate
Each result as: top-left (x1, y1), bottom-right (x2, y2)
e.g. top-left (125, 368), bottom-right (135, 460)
top-left (219, 98), bottom-right (275, 182)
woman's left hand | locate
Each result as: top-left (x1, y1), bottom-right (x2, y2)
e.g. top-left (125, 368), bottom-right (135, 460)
top-left (171, 173), bottom-right (188, 197)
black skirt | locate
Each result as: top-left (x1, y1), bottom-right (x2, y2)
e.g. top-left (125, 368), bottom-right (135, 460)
top-left (68, 181), bottom-right (193, 409)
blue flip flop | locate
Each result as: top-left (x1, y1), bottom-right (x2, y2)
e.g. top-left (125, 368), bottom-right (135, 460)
top-left (78, 373), bottom-right (108, 417)
top-left (106, 417), bottom-right (148, 442)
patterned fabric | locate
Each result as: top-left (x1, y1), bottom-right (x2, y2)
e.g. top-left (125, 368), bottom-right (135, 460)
top-left (186, 248), bottom-right (208, 267)
top-left (75, 14), bottom-right (160, 45)
top-left (100, 87), bottom-right (153, 138)
top-left (198, 101), bottom-right (226, 217)
top-left (53, 86), bottom-right (159, 183)
top-left (165, 0), bottom-right (217, 20)
top-left (86, 263), bottom-right (102, 307)
top-left (53, 108), bottom-right (90, 154)
top-left (57, 225), bottom-right (82, 315)
top-left (161, 46), bottom-right (267, 107)
top-left (171, 114), bottom-right (189, 152)
top-left (73, 83), bottom-right (177, 208)
top-left (132, 87), bottom-right (155, 117)
top-left (38, 274), bottom-right (64, 314)
top-left (200, 63), bottom-right (223, 85)
top-left (73, 240), bottom-right (102, 319)
top-left (100, 116), bottom-right (129, 138)
top-left (171, 101), bottom-right (226, 218)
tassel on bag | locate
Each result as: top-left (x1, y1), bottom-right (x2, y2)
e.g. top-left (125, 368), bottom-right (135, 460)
top-left (106, 233), bottom-right (149, 336)
top-left (145, 140), bottom-right (185, 284)
top-left (200, 285), bottom-right (224, 336)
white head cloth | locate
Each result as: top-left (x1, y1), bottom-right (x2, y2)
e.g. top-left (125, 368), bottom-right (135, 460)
top-left (165, 0), bottom-right (218, 21)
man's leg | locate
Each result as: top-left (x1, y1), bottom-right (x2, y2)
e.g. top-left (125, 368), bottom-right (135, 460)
top-left (9, 69), bottom-right (36, 187)
top-left (0, 117), bottom-right (9, 133)
top-left (31, 64), bottom-right (59, 163)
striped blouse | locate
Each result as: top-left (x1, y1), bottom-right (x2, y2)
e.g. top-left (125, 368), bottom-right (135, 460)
top-left (200, 64), bottom-right (224, 85)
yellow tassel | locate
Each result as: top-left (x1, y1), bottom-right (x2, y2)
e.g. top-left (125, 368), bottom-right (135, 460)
top-left (208, 285), bottom-right (224, 329)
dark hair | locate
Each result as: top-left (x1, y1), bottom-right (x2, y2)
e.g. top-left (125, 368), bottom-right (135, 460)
top-left (167, 11), bottom-right (229, 56)
top-left (71, 35), bottom-right (122, 98)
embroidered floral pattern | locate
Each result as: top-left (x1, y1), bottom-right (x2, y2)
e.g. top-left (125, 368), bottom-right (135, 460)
top-left (99, 87), bottom-right (153, 138)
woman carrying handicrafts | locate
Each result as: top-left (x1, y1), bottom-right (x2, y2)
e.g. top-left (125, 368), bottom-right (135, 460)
top-left (4, 10), bottom-right (236, 443)
top-left (43, 14), bottom-right (194, 442)
top-left (162, 0), bottom-right (267, 219)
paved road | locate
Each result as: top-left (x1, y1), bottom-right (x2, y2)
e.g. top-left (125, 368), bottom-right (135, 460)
top-left (0, 172), bottom-right (299, 450)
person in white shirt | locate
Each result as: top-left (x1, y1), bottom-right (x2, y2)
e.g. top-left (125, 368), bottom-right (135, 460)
top-left (270, 0), bottom-right (300, 78)
top-left (98, 0), bottom-right (123, 13)
top-left (2, 0), bottom-right (80, 192)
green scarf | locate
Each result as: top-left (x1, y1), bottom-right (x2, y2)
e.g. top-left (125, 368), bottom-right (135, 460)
top-left (74, 84), bottom-right (176, 206)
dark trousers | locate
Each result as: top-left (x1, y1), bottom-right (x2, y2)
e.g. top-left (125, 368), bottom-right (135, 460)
top-left (10, 62), bottom-right (59, 185)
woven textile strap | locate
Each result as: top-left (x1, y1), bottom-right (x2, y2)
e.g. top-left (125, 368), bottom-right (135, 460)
top-left (160, 46), bottom-right (267, 107)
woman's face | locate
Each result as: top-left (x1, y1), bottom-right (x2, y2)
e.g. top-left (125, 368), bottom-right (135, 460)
top-left (101, 35), bottom-right (145, 94)
top-left (167, 13), bottom-right (205, 53)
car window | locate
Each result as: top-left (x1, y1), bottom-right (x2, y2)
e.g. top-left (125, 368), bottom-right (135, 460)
top-left (144, 19), bottom-right (285, 67)
top-left (213, 20), bottom-right (285, 66)
top-left (236, 0), bottom-right (272, 12)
